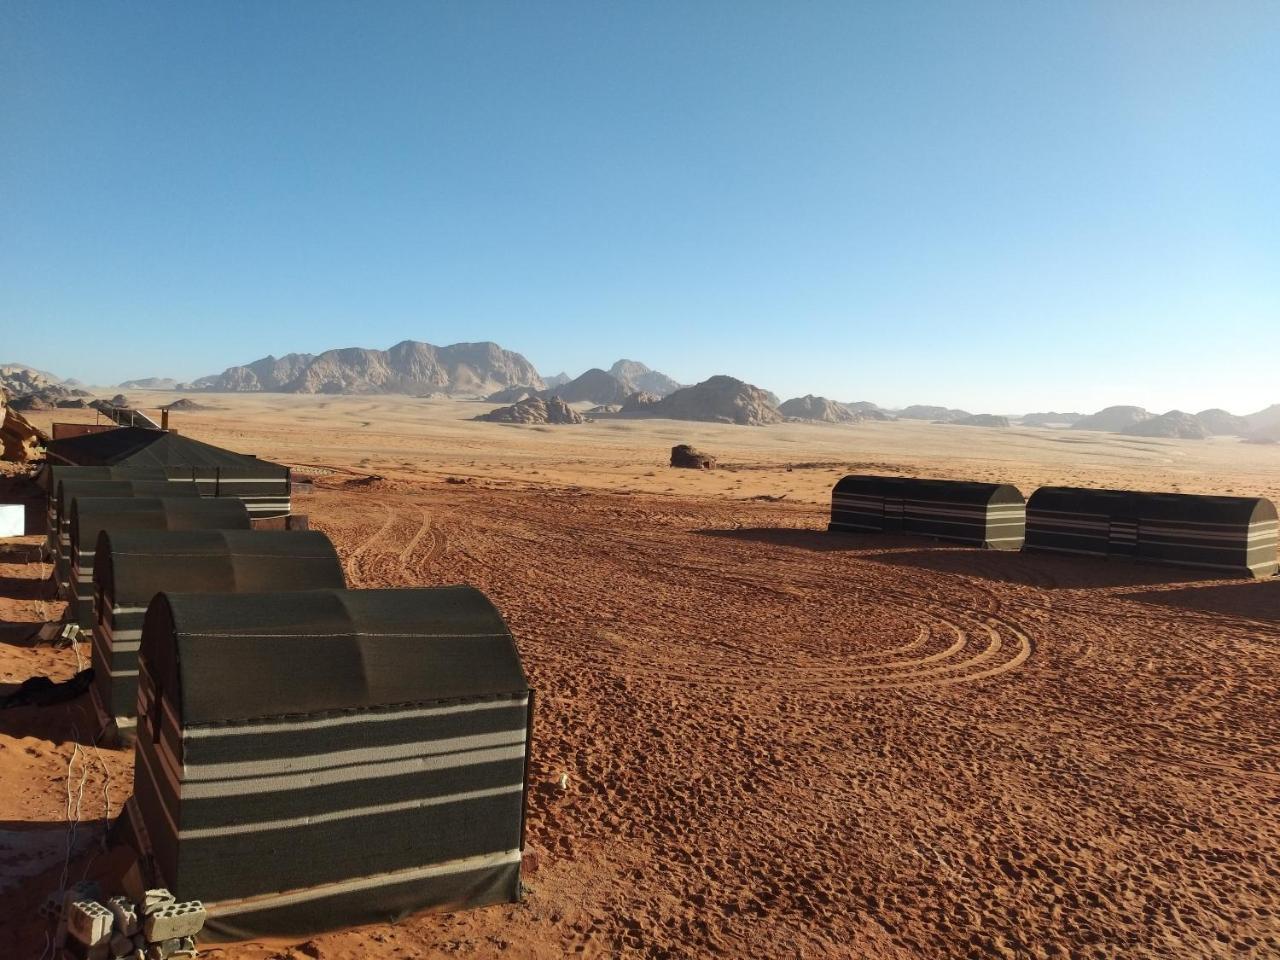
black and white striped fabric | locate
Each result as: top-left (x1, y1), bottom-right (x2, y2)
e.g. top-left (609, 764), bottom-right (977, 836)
top-left (68, 497), bottom-right (251, 629)
top-left (90, 529), bottom-right (346, 743)
top-left (1025, 487), bottom-right (1279, 578)
top-left (131, 588), bottom-right (532, 940)
top-left (53, 479), bottom-right (200, 601)
top-left (829, 475), bottom-right (1026, 550)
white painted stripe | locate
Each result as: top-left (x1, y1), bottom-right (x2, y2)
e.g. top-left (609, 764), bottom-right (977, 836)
top-left (182, 744), bottom-right (528, 798)
top-left (181, 783), bottom-right (524, 839)
top-left (183, 729), bottom-right (528, 781)
top-left (204, 848), bottom-right (521, 917)
top-left (184, 696), bottom-right (530, 738)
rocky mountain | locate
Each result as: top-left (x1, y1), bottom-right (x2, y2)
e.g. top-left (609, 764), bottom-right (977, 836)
top-left (1020, 411), bottom-right (1083, 427)
top-left (896, 405), bottom-right (972, 422)
top-left (541, 368), bottom-right (630, 405)
top-left (1071, 406), bottom-right (1152, 432)
top-left (194, 341), bottom-right (543, 396)
top-left (118, 377), bottom-right (180, 390)
top-left (1245, 404), bottom-right (1280, 442)
top-left (778, 395), bottom-right (860, 423)
top-left (844, 401), bottom-right (885, 413)
top-left (1, 364), bottom-right (63, 397)
top-left (1195, 408), bottom-right (1249, 436)
top-left (609, 360), bottom-right (682, 398)
top-left (485, 385), bottom-right (539, 404)
top-left (953, 414), bottom-right (1010, 428)
top-left (626, 375), bottom-right (782, 426)
top-left (1120, 410), bottom-right (1207, 440)
top-left (544, 372), bottom-right (571, 388)
top-left (475, 396), bottom-right (583, 425)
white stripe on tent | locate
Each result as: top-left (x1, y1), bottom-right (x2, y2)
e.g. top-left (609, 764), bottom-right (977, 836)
top-left (180, 744), bottom-right (529, 798)
top-left (180, 783), bottom-right (525, 839)
top-left (184, 696), bottom-right (530, 738)
top-left (182, 729), bottom-right (528, 781)
top-left (204, 848), bottom-right (522, 918)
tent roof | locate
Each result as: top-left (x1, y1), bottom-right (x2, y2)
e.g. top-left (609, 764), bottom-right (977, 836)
top-left (69, 496), bottom-right (251, 559)
top-left (1027, 486), bottom-right (1275, 524)
top-left (144, 587), bottom-right (529, 724)
top-left (95, 529), bottom-right (346, 604)
top-left (46, 427), bottom-right (284, 474)
top-left (833, 474), bottom-right (1024, 506)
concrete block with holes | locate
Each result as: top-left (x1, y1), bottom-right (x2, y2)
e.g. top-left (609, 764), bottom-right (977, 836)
top-left (143, 900), bottom-right (206, 941)
top-left (67, 899), bottom-right (114, 946)
top-left (108, 895), bottom-right (140, 936)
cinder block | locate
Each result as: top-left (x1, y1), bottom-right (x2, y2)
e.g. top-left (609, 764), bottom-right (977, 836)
top-left (145, 938), bottom-right (181, 960)
top-left (142, 901), bottom-right (205, 941)
top-left (108, 896), bottom-right (140, 936)
top-left (62, 880), bottom-right (103, 916)
top-left (141, 889), bottom-right (175, 915)
top-left (67, 900), bottom-right (114, 946)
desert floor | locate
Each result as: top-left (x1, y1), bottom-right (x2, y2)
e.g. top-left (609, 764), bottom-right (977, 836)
top-left (2, 395), bottom-right (1279, 959)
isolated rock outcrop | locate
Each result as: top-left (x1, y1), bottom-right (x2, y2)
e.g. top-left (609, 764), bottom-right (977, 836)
top-left (540, 368), bottom-right (630, 405)
top-left (896, 405), bottom-right (972, 422)
top-left (1071, 405), bottom-right (1152, 432)
top-left (1194, 408), bottom-right (1248, 436)
top-left (670, 444), bottom-right (716, 469)
top-left (475, 395), bottom-right (584, 425)
top-left (621, 391), bottom-right (660, 413)
top-left (953, 413), bottom-right (1010, 428)
top-left (609, 360), bottom-right (682, 398)
top-left (1120, 410), bottom-right (1207, 440)
top-left (1021, 411), bottom-right (1082, 427)
top-left (778, 395), bottom-right (860, 423)
top-left (631, 376), bottom-right (782, 426)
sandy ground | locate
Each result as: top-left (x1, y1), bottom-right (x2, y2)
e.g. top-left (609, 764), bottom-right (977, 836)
top-left (3, 395), bottom-right (1279, 958)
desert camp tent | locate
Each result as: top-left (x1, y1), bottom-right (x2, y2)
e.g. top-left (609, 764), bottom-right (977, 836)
top-left (51, 479), bottom-right (200, 599)
top-left (829, 475), bottom-right (1026, 549)
top-left (67, 497), bottom-right (251, 628)
top-left (126, 587), bottom-right (532, 940)
top-left (1024, 487), bottom-right (1279, 578)
top-left (41, 464), bottom-right (171, 552)
top-left (45, 426), bottom-right (291, 519)
top-left (90, 529), bottom-right (347, 742)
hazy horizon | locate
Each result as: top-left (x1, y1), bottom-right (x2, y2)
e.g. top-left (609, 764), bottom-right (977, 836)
top-left (3, 3), bottom-right (1277, 413)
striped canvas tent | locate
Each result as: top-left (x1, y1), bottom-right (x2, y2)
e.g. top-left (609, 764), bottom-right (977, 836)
top-left (1024, 487), bottom-right (1278, 578)
top-left (45, 426), bottom-right (291, 519)
top-left (52, 479), bottom-right (200, 600)
top-left (127, 587), bottom-right (532, 940)
top-left (67, 497), bottom-right (251, 628)
top-left (829, 475), bottom-right (1026, 549)
top-left (90, 529), bottom-right (347, 744)
top-left (39, 464), bottom-right (171, 554)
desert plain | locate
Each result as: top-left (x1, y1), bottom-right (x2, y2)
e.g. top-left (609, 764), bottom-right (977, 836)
top-left (2, 393), bottom-right (1279, 959)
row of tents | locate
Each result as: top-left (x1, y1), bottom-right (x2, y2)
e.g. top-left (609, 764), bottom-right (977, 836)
top-left (828, 475), bottom-right (1279, 579)
top-left (36, 426), bottom-right (533, 940)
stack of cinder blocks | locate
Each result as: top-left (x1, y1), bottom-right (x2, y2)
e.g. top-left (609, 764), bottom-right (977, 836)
top-left (53, 885), bottom-right (205, 960)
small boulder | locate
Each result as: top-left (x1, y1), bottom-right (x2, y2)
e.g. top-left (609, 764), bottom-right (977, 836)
top-left (671, 444), bottom-right (716, 469)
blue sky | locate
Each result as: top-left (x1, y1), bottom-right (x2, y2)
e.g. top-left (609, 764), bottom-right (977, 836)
top-left (2, 2), bottom-right (1277, 413)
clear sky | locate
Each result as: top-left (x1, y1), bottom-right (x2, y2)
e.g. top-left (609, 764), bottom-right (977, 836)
top-left (2, 2), bottom-right (1277, 414)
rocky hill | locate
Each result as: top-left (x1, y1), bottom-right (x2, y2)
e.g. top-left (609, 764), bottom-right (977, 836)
top-left (1020, 411), bottom-right (1082, 427)
top-left (1195, 408), bottom-right (1250, 436)
top-left (626, 375), bottom-right (782, 426)
top-left (895, 405), bottom-right (972, 422)
top-left (778, 395), bottom-right (860, 423)
top-left (118, 377), bottom-right (180, 390)
top-left (194, 340), bottom-right (543, 396)
top-left (1071, 406), bottom-right (1152, 432)
top-left (953, 414), bottom-right (1010, 428)
top-left (1120, 411), bottom-right (1207, 440)
top-left (475, 396), bottom-right (583, 425)
top-left (541, 368), bottom-right (630, 405)
top-left (544, 372), bottom-right (571, 388)
top-left (609, 360), bottom-right (682, 398)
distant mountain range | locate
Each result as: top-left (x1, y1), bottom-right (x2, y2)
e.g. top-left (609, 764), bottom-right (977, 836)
top-left (3, 344), bottom-right (1279, 438)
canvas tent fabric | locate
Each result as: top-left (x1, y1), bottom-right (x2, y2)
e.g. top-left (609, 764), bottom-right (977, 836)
top-left (828, 475), bottom-right (1026, 549)
top-left (90, 529), bottom-right (347, 742)
top-left (1024, 487), bottom-right (1278, 578)
top-left (51, 479), bottom-right (200, 601)
top-left (40, 464), bottom-right (171, 558)
top-left (129, 586), bottom-right (532, 940)
top-left (67, 497), bottom-right (251, 628)
top-left (45, 426), bottom-right (291, 519)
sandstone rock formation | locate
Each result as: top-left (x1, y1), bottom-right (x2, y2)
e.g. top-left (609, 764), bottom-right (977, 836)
top-left (621, 391), bottom-right (660, 413)
top-left (194, 340), bottom-right (544, 396)
top-left (1021, 411), bottom-right (1083, 427)
top-left (953, 414), bottom-right (1010, 428)
top-left (896, 405), bottom-right (972, 422)
top-left (628, 376), bottom-right (782, 426)
top-left (1071, 405), bottom-right (1152, 432)
top-left (475, 395), bottom-right (584, 425)
top-left (541, 368), bottom-right (630, 405)
top-left (778, 395), bottom-right (860, 423)
top-left (1120, 410), bottom-right (1207, 439)
top-left (670, 444), bottom-right (716, 469)
top-left (609, 360), bottom-right (682, 398)
top-left (1195, 408), bottom-right (1249, 436)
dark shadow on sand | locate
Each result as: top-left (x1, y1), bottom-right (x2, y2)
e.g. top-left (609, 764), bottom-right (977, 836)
top-left (867, 548), bottom-right (1218, 590)
top-left (1123, 579), bottom-right (1280, 624)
